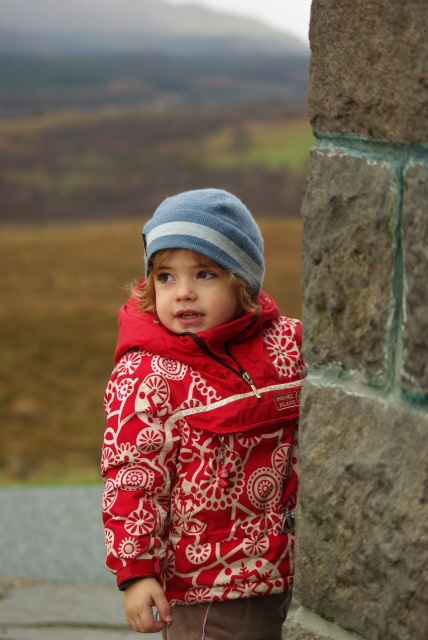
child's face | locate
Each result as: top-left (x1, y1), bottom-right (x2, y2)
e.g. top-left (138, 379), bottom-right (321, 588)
top-left (153, 249), bottom-right (242, 334)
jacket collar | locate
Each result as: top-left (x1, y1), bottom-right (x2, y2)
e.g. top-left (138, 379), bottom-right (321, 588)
top-left (114, 282), bottom-right (279, 365)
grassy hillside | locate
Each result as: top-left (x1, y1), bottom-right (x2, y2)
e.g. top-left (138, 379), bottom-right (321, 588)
top-left (0, 102), bottom-right (313, 225)
top-left (0, 217), bottom-right (303, 485)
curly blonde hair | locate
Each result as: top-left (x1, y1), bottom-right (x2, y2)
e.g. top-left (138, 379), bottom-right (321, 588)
top-left (132, 249), bottom-right (258, 316)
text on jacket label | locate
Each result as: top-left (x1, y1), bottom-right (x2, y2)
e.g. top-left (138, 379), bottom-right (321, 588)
top-left (273, 390), bottom-right (301, 411)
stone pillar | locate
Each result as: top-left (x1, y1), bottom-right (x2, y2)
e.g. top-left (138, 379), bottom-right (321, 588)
top-left (283, 2), bottom-right (428, 640)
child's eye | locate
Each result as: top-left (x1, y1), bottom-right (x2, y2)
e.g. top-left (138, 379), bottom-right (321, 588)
top-left (197, 271), bottom-right (216, 279)
top-left (156, 273), bottom-right (173, 283)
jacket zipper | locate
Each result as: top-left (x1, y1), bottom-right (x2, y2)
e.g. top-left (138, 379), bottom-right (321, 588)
top-left (180, 331), bottom-right (262, 399)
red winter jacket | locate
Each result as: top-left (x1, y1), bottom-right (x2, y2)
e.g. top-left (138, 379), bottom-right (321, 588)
top-left (101, 287), bottom-right (306, 605)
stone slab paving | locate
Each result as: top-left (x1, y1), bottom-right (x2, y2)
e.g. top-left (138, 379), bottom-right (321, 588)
top-left (0, 576), bottom-right (299, 640)
top-left (0, 576), bottom-right (161, 640)
top-left (0, 485), bottom-right (109, 586)
top-left (0, 485), bottom-right (159, 638)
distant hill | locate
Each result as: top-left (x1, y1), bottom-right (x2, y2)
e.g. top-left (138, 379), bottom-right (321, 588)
top-left (0, 52), bottom-right (309, 116)
top-left (0, 0), bottom-right (308, 56)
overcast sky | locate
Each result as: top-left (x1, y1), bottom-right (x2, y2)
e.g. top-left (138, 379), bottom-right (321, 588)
top-left (166, 0), bottom-right (312, 43)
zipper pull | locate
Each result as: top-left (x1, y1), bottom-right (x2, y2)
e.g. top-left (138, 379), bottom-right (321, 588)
top-left (242, 372), bottom-right (261, 399)
top-left (282, 510), bottom-right (295, 532)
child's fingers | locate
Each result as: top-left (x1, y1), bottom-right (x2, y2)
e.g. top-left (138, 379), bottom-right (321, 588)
top-left (127, 609), bottom-right (168, 633)
top-left (123, 577), bottom-right (171, 632)
top-left (153, 590), bottom-right (173, 624)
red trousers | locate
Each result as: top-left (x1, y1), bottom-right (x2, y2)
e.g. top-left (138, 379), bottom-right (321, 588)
top-left (161, 591), bottom-right (292, 640)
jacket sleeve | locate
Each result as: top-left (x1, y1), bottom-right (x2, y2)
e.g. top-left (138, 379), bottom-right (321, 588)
top-left (101, 350), bottom-right (180, 588)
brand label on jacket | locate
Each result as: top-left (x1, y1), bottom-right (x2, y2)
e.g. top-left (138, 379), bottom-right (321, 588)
top-left (273, 389), bottom-right (301, 411)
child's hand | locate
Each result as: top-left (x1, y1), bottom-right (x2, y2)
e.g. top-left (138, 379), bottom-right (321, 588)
top-left (124, 577), bottom-right (172, 633)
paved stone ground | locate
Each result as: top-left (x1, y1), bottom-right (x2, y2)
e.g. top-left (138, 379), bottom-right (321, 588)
top-left (0, 576), bottom-right (299, 640)
top-left (0, 485), bottom-right (109, 585)
top-left (0, 575), bottom-right (159, 640)
top-left (0, 485), bottom-right (299, 638)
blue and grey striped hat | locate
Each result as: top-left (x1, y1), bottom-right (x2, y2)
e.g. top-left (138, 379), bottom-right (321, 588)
top-left (143, 189), bottom-right (264, 296)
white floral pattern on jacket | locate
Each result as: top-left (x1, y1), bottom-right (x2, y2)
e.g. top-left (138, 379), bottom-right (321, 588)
top-left (102, 294), bottom-right (306, 605)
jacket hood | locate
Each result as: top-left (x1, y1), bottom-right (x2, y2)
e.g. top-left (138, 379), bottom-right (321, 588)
top-left (114, 280), bottom-right (280, 365)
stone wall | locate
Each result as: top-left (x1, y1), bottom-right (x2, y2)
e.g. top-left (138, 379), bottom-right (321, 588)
top-left (283, 2), bottom-right (428, 639)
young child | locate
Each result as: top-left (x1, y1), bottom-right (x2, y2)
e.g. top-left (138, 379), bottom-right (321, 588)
top-left (101, 189), bottom-right (306, 639)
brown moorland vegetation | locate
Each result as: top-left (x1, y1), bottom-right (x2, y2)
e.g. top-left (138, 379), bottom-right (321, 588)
top-left (0, 102), bottom-right (312, 225)
top-left (0, 217), bottom-right (302, 485)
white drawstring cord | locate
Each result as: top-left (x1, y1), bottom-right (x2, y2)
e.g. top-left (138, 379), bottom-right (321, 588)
top-left (200, 602), bottom-right (212, 640)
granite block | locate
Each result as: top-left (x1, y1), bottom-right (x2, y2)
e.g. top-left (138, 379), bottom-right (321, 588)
top-left (401, 160), bottom-right (428, 398)
top-left (301, 147), bottom-right (398, 383)
top-left (294, 379), bottom-right (428, 640)
top-left (309, 0), bottom-right (428, 143)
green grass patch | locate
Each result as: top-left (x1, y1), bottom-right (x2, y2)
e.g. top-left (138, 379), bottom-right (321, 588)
top-left (201, 120), bottom-right (314, 173)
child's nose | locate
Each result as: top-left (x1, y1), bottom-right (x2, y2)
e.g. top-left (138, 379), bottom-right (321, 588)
top-left (175, 279), bottom-right (196, 300)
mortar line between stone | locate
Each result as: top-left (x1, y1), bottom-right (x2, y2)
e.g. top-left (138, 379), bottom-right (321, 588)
top-left (389, 151), bottom-right (406, 402)
top-left (314, 133), bottom-right (428, 159)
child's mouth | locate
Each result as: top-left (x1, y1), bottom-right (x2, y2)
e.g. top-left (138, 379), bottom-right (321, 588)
top-left (179, 313), bottom-right (202, 318)
top-left (176, 310), bottom-right (205, 324)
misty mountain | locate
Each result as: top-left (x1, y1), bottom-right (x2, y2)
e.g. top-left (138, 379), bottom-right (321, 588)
top-left (0, 0), bottom-right (308, 56)
top-left (0, 51), bottom-right (309, 117)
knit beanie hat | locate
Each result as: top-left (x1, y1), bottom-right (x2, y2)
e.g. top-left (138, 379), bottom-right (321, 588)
top-left (143, 189), bottom-right (264, 296)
